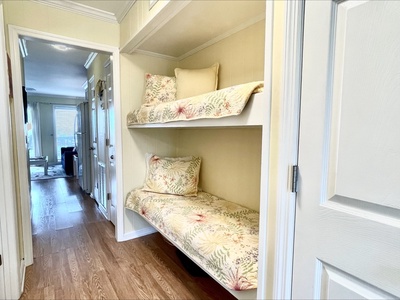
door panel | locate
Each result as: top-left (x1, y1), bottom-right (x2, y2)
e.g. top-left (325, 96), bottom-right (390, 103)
top-left (105, 59), bottom-right (117, 225)
top-left (89, 77), bottom-right (99, 201)
top-left (96, 77), bottom-right (109, 220)
top-left (293, 1), bottom-right (400, 298)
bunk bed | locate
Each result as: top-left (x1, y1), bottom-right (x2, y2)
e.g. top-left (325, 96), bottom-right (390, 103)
top-left (127, 81), bottom-right (264, 127)
top-left (121, 1), bottom-right (268, 299)
top-left (125, 188), bottom-right (260, 291)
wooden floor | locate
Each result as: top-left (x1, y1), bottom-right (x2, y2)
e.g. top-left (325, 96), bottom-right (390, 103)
top-left (20, 178), bottom-right (236, 300)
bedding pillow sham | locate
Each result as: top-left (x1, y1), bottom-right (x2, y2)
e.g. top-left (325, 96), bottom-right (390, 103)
top-left (174, 63), bottom-right (219, 99)
top-left (143, 153), bottom-right (201, 196)
top-left (143, 73), bottom-right (176, 106)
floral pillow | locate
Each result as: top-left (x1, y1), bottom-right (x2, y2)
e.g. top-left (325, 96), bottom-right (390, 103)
top-left (143, 73), bottom-right (177, 106)
top-left (143, 153), bottom-right (201, 196)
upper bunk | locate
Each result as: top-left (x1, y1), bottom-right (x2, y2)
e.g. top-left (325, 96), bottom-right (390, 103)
top-left (121, 0), bottom-right (267, 129)
top-left (120, 0), bottom-right (266, 59)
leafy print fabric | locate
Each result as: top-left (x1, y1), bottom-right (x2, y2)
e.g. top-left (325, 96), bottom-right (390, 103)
top-left (143, 154), bottom-right (201, 196)
top-left (125, 188), bottom-right (259, 290)
top-left (143, 74), bottom-right (176, 106)
top-left (127, 81), bottom-right (264, 125)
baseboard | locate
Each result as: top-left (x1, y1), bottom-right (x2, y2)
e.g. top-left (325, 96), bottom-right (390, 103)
top-left (19, 259), bottom-right (26, 294)
top-left (119, 226), bottom-right (157, 241)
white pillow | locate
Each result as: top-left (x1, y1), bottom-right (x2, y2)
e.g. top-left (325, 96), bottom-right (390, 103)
top-left (174, 63), bottom-right (219, 99)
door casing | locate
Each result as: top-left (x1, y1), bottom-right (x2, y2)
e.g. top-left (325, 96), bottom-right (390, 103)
top-left (7, 26), bottom-right (124, 273)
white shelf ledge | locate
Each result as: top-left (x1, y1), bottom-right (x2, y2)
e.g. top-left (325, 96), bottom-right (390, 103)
top-left (127, 92), bottom-right (267, 129)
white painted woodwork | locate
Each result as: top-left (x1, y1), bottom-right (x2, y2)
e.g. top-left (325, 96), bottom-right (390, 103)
top-left (105, 58), bottom-right (117, 225)
top-left (96, 73), bottom-right (110, 220)
top-left (121, 0), bottom-right (265, 60)
top-left (0, 4), bottom-right (23, 298)
top-left (293, 1), bottom-right (400, 298)
top-left (127, 92), bottom-right (265, 129)
top-left (89, 75), bottom-right (99, 201)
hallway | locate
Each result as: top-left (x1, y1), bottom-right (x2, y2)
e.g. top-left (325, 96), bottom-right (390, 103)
top-left (20, 178), bottom-right (234, 299)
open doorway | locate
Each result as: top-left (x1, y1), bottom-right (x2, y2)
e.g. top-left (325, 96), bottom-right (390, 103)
top-left (8, 25), bottom-right (121, 267)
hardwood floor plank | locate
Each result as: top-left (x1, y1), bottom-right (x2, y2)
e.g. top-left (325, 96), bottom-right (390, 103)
top-left (21, 178), bottom-right (238, 300)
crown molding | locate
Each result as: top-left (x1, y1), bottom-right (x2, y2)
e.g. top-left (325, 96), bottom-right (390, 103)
top-left (32, 0), bottom-right (135, 24)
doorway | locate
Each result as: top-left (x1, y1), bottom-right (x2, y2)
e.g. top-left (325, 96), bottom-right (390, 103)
top-left (8, 25), bottom-right (122, 267)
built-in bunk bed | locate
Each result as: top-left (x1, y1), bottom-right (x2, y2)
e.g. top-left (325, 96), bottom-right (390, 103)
top-left (120, 1), bottom-right (269, 299)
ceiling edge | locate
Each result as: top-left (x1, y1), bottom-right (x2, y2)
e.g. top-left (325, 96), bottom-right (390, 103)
top-left (32, 0), bottom-right (119, 24)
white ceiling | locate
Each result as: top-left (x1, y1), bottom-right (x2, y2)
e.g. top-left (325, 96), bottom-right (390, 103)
top-left (23, 38), bottom-right (94, 98)
top-left (23, 1), bottom-right (134, 98)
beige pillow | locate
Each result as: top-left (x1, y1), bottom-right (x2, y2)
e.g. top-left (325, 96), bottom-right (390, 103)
top-left (143, 153), bottom-right (201, 196)
top-left (174, 63), bottom-right (219, 99)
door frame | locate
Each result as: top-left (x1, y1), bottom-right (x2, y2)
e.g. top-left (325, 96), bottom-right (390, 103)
top-left (0, 3), bottom-right (22, 298)
top-left (8, 25), bottom-right (124, 267)
top-left (264, 1), bottom-right (304, 299)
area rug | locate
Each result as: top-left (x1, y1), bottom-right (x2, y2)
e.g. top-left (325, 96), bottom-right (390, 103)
top-left (30, 164), bottom-right (72, 181)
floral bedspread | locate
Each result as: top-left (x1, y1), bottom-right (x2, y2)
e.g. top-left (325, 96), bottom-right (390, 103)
top-left (125, 188), bottom-right (259, 291)
top-left (127, 81), bottom-right (264, 125)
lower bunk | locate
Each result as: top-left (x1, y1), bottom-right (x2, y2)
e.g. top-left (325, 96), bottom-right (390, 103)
top-left (125, 188), bottom-right (259, 299)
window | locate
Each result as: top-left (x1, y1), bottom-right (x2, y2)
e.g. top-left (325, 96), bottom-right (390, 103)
top-left (53, 106), bottom-right (77, 161)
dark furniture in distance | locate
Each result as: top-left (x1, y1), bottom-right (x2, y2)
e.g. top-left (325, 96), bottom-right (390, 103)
top-left (61, 147), bottom-right (77, 176)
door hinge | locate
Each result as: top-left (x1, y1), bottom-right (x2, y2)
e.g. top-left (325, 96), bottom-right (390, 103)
top-left (106, 138), bottom-right (110, 147)
top-left (0, 254), bottom-right (2, 266)
top-left (107, 193), bottom-right (111, 201)
top-left (291, 165), bottom-right (299, 193)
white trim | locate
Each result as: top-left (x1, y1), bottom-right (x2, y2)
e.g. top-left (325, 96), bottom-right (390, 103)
top-left (0, 3), bottom-right (22, 299)
top-left (19, 259), bottom-right (26, 293)
top-left (270, 1), bottom-right (305, 299)
top-left (32, 0), bottom-right (135, 24)
top-left (120, 227), bottom-right (157, 242)
top-left (84, 52), bottom-right (98, 69)
top-left (256, 1), bottom-right (274, 299)
top-left (8, 24), bottom-right (123, 265)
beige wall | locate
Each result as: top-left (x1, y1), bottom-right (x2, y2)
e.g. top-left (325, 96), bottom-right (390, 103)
top-left (3, 1), bottom-right (119, 47)
top-left (178, 20), bottom-right (265, 89)
top-left (176, 128), bottom-right (262, 211)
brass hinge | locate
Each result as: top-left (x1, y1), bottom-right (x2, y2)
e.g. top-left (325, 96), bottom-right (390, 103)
top-left (291, 165), bottom-right (299, 193)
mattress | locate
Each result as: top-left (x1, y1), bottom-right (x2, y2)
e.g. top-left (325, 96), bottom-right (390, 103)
top-left (127, 81), bottom-right (264, 126)
top-left (125, 188), bottom-right (259, 291)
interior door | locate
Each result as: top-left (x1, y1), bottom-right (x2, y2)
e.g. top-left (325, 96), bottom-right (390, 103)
top-left (89, 77), bottom-right (99, 200)
top-left (0, 223), bottom-right (5, 300)
top-left (96, 75), bottom-right (110, 220)
top-left (292, 1), bottom-right (400, 299)
top-left (104, 58), bottom-right (116, 225)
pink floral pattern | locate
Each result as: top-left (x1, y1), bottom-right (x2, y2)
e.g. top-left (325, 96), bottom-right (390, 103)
top-left (125, 188), bottom-right (259, 291)
top-left (127, 81), bottom-right (264, 125)
top-left (143, 154), bottom-right (201, 196)
top-left (143, 73), bottom-right (177, 106)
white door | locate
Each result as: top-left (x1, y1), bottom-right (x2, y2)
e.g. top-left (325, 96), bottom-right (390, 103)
top-left (0, 224), bottom-right (5, 300)
top-left (89, 76), bottom-right (99, 200)
top-left (104, 58), bottom-right (117, 225)
top-left (96, 75), bottom-right (110, 220)
top-left (292, 1), bottom-right (400, 299)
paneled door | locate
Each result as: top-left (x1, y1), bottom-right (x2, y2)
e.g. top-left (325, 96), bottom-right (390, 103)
top-left (96, 74), bottom-right (110, 220)
top-left (292, 1), bottom-right (400, 299)
top-left (89, 76), bottom-right (99, 201)
top-left (0, 224), bottom-right (5, 300)
top-left (104, 58), bottom-right (117, 225)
